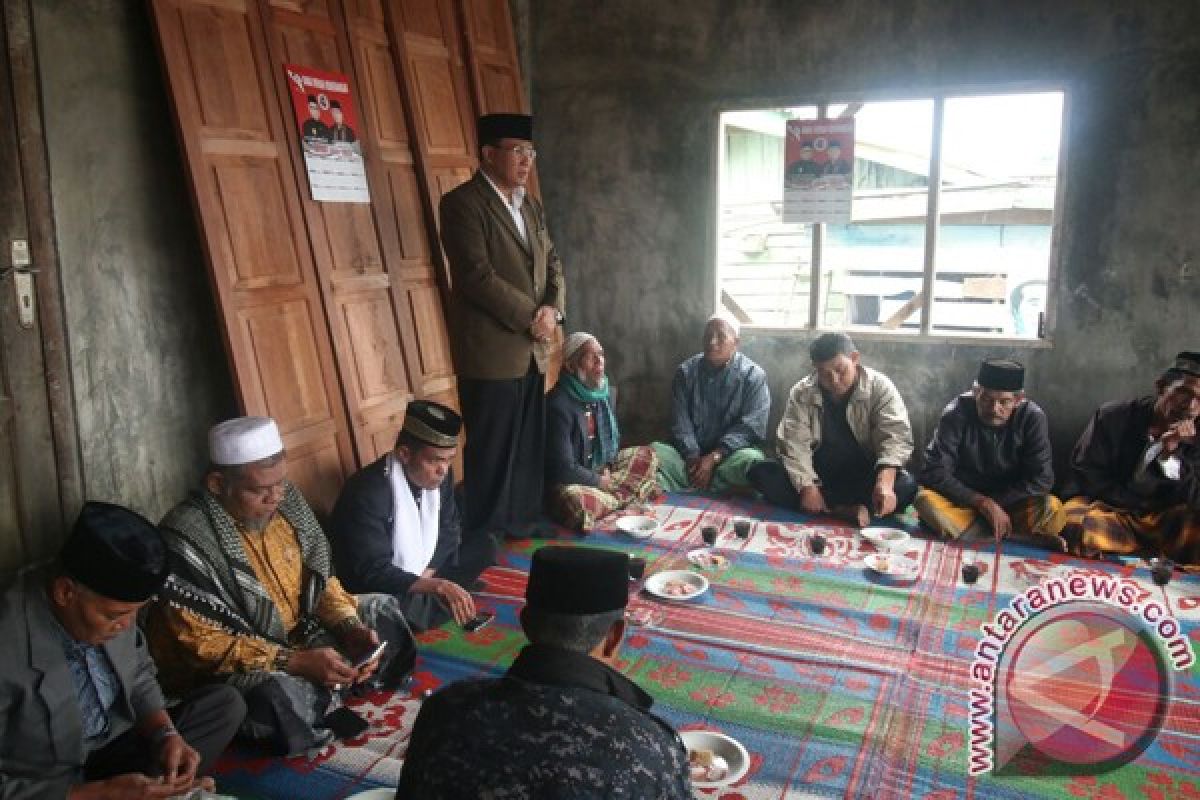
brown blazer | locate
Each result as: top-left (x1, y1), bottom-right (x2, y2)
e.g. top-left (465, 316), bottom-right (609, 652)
top-left (439, 171), bottom-right (565, 380)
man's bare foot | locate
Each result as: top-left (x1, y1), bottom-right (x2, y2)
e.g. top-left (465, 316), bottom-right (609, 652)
top-left (832, 504), bottom-right (871, 528)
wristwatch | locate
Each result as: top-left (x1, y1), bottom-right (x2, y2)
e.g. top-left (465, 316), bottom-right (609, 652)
top-left (554, 309), bottom-right (564, 324)
top-left (711, 450), bottom-right (723, 464)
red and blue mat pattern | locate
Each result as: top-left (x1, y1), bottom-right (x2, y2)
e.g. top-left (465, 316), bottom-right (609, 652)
top-left (212, 493), bottom-right (1200, 799)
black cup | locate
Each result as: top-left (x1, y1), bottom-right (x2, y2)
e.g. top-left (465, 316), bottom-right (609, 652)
top-left (962, 563), bottom-right (981, 585)
top-left (701, 525), bottom-right (718, 546)
top-left (809, 533), bottom-right (826, 555)
top-left (733, 518), bottom-right (752, 539)
top-left (628, 556), bottom-right (647, 581)
top-left (1152, 559), bottom-right (1172, 587)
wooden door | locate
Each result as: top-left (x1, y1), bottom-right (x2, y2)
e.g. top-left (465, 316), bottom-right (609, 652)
top-left (0, 0), bottom-right (77, 572)
top-left (382, 0), bottom-right (478, 289)
top-left (150, 0), bottom-right (355, 515)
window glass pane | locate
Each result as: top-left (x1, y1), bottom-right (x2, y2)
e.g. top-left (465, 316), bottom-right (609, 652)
top-left (820, 100), bottom-right (933, 332)
top-left (717, 108), bottom-right (817, 326)
top-left (932, 92), bottom-right (1064, 337)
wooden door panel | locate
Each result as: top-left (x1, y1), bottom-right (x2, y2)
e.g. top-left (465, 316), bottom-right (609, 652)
top-left (151, 0), bottom-right (356, 513)
top-left (340, 295), bottom-right (411, 402)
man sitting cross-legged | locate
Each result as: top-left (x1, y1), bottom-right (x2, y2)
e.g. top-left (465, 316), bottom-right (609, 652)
top-left (1061, 351), bottom-right (1200, 563)
top-left (145, 416), bottom-right (416, 757)
top-left (329, 400), bottom-right (495, 631)
top-left (545, 332), bottom-right (661, 531)
top-left (915, 359), bottom-right (1066, 548)
top-left (749, 332), bottom-right (916, 527)
top-left (0, 502), bottom-right (244, 800)
top-left (651, 312), bottom-right (770, 494)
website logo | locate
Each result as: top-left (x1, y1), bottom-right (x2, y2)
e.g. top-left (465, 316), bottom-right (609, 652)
top-left (967, 571), bottom-right (1192, 775)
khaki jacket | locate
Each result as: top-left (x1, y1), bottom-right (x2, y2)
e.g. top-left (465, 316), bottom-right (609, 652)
top-left (439, 171), bottom-right (566, 380)
top-left (777, 364), bottom-right (913, 489)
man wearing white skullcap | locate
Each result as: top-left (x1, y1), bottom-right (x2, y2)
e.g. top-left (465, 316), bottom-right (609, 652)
top-left (145, 416), bottom-right (417, 757)
top-left (651, 313), bottom-right (770, 493)
top-left (545, 333), bottom-right (661, 530)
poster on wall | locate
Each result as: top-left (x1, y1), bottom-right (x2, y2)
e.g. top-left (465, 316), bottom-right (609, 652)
top-left (284, 64), bottom-right (370, 203)
top-left (782, 118), bottom-right (854, 223)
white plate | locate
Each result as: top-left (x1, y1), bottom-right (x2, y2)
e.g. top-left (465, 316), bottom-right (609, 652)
top-left (681, 729), bottom-right (750, 788)
top-left (345, 789), bottom-right (400, 800)
top-left (861, 527), bottom-right (910, 552)
top-left (644, 569), bottom-right (709, 601)
top-left (687, 548), bottom-right (730, 570)
top-left (864, 552), bottom-right (918, 578)
top-left (616, 515), bottom-right (658, 538)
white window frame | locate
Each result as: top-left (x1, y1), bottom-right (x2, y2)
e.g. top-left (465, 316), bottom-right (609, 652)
top-left (712, 83), bottom-right (1071, 347)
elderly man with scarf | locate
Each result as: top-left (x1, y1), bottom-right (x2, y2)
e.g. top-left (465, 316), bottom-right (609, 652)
top-left (545, 332), bottom-right (660, 531)
top-left (145, 417), bottom-right (416, 758)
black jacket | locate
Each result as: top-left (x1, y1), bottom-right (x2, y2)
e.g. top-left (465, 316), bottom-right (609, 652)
top-left (918, 393), bottom-right (1054, 507)
top-left (1066, 396), bottom-right (1200, 512)
top-left (328, 455), bottom-right (461, 597)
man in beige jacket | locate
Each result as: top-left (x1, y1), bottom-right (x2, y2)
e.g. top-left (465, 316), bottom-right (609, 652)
top-left (749, 333), bottom-right (916, 527)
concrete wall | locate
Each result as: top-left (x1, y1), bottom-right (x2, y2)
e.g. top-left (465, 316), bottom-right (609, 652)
top-left (32, 0), bottom-right (235, 518)
top-left (527, 0), bottom-right (1200, 478)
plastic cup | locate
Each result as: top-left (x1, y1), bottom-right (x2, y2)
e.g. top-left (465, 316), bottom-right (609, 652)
top-left (809, 533), bottom-right (827, 555)
top-left (701, 525), bottom-right (718, 546)
top-left (733, 518), bottom-right (752, 538)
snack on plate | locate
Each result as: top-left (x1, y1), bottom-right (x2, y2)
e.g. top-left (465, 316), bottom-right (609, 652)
top-left (688, 748), bottom-right (730, 782)
top-left (662, 579), bottom-right (696, 597)
top-left (690, 550), bottom-right (728, 569)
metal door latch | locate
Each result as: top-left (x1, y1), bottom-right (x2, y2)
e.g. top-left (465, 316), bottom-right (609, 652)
top-left (3, 240), bottom-right (38, 329)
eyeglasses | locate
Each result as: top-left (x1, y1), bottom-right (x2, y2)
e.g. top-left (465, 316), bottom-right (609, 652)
top-left (495, 144), bottom-right (537, 160)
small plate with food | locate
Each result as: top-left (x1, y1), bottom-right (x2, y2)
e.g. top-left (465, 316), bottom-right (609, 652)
top-left (686, 548), bottom-right (730, 571)
top-left (681, 729), bottom-right (750, 788)
top-left (616, 515), bottom-right (658, 539)
top-left (861, 527), bottom-right (911, 552)
top-left (644, 569), bottom-right (709, 601)
top-left (864, 552), bottom-right (918, 579)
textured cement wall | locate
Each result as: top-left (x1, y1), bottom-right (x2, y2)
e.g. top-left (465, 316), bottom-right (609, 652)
top-left (528, 0), bottom-right (1200, 478)
top-left (32, 0), bottom-right (235, 518)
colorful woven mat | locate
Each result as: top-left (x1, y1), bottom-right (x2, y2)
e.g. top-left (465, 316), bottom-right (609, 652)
top-left (212, 493), bottom-right (1200, 799)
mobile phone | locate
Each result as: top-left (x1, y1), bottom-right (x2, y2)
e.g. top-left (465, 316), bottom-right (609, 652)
top-left (463, 611), bottom-right (494, 632)
top-left (353, 640), bottom-right (388, 669)
top-left (323, 705), bottom-right (369, 739)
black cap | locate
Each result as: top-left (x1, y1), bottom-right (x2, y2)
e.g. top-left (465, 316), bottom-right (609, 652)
top-left (978, 358), bottom-right (1025, 392)
top-left (400, 400), bottom-right (462, 448)
top-left (306, 94), bottom-right (318, 104)
top-left (1172, 351), bottom-right (1200, 377)
top-left (60, 502), bottom-right (168, 602)
top-left (478, 113), bottom-right (533, 146)
top-left (330, 100), bottom-right (342, 110)
top-left (526, 546), bottom-right (629, 615)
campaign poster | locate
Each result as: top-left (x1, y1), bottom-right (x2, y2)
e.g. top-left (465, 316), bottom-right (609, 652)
top-left (284, 64), bottom-right (370, 204)
top-left (782, 118), bottom-right (855, 223)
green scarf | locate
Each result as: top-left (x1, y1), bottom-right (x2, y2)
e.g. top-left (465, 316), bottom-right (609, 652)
top-left (562, 372), bottom-right (620, 469)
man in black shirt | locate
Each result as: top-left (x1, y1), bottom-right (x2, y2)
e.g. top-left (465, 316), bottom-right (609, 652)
top-left (916, 359), bottom-right (1066, 548)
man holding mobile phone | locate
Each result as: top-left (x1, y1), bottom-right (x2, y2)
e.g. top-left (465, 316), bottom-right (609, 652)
top-left (330, 401), bottom-right (495, 630)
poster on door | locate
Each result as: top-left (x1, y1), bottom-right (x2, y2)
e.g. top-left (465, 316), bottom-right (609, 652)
top-left (782, 118), bottom-right (854, 223)
top-left (284, 64), bottom-right (370, 203)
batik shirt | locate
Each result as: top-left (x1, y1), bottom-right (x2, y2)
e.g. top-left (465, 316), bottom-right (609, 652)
top-left (669, 351), bottom-right (770, 459)
top-left (397, 644), bottom-right (692, 799)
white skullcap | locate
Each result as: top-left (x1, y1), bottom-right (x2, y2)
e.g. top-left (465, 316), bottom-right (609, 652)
top-left (707, 310), bottom-right (741, 336)
top-left (563, 331), bottom-right (598, 363)
top-left (208, 416), bottom-right (284, 466)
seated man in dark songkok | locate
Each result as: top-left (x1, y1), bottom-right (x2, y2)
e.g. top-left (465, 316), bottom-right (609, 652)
top-left (545, 332), bottom-right (661, 531)
top-left (750, 332), bottom-right (916, 527)
top-left (329, 400), bottom-right (494, 630)
top-left (0, 502), bottom-right (244, 798)
top-left (145, 416), bottom-right (416, 757)
top-left (652, 312), bottom-right (770, 493)
top-left (1061, 351), bottom-right (1200, 563)
top-left (916, 359), bottom-right (1066, 547)
top-left (397, 546), bottom-right (692, 799)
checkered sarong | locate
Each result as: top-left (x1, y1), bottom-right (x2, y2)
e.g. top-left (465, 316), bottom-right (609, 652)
top-left (548, 445), bottom-right (660, 531)
top-left (914, 488), bottom-right (1066, 544)
top-left (1062, 496), bottom-right (1200, 563)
